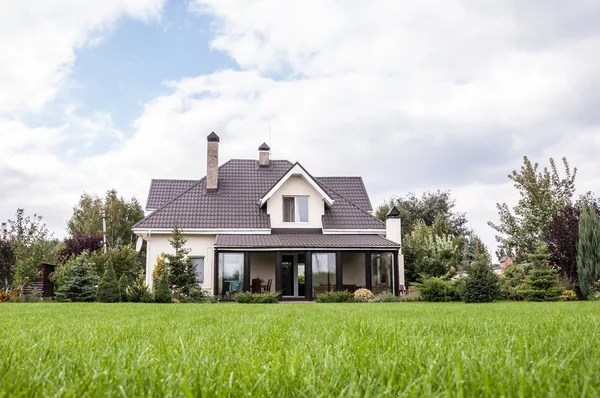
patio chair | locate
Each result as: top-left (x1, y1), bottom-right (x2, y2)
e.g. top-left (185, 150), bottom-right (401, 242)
top-left (261, 279), bottom-right (272, 293)
top-left (251, 278), bottom-right (261, 294)
top-left (229, 280), bottom-right (243, 297)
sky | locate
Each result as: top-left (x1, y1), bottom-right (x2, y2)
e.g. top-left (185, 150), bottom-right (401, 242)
top-left (2, 0), bottom-right (600, 258)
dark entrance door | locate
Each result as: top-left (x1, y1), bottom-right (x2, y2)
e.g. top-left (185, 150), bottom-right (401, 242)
top-left (281, 254), bottom-right (295, 296)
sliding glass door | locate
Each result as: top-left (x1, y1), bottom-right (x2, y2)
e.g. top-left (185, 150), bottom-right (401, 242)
top-left (218, 253), bottom-right (244, 297)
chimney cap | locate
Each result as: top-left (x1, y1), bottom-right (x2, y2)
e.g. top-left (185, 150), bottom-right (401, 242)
top-left (258, 142), bottom-right (270, 151)
top-left (207, 132), bottom-right (220, 142)
top-left (386, 206), bottom-right (400, 218)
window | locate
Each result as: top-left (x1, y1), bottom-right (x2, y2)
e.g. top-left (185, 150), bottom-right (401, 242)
top-left (283, 196), bottom-right (309, 223)
top-left (190, 257), bottom-right (204, 284)
top-left (218, 253), bottom-right (244, 297)
top-left (312, 253), bottom-right (336, 294)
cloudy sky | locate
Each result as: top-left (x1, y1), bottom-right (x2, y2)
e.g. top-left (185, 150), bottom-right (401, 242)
top-left (2, 0), bottom-right (600, 256)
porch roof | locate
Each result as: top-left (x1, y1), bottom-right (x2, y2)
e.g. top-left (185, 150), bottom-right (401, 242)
top-left (214, 233), bottom-right (400, 250)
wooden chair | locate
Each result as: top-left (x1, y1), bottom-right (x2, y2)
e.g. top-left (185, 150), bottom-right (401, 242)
top-left (251, 278), bottom-right (261, 294)
top-left (261, 279), bottom-right (272, 293)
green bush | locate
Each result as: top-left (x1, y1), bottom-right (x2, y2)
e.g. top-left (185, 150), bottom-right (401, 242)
top-left (398, 292), bottom-right (423, 302)
top-left (126, 274), bottom-right (149, 303)
top-left (372, 292), bottom-right (398, 302)
top-left (315, 290), bottom-right (355, 303)
top-left (118, 274), bottom-right (128, 302)
top-left (89, 246), bottom-right (144, 283)
top-left (55, 254), bottom-right (99, 302)
top-left (559, 290), bottom-right (578, 301)
top-left (154, 274), bottom-right (172, 303)
top-left (519, 267), bottom-right (562, 301)
top-left (97, 262), bottom-right (120, 303)
top-left (414, 277), bottom-right (460, 302)
top-left (462, 258), bottom-right (500, 303)
top-left (233, 291), bottom-right (281, 303)
top-left (176, 286), bottom-right (214, 303)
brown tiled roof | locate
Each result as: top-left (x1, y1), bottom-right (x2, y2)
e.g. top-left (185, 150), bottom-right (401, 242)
top-left (134, 159), bottom-right (385, 230)
top-left (215, 233), bottom-right (399, 249)
top-left (146, 179), bottom-right (197, 209)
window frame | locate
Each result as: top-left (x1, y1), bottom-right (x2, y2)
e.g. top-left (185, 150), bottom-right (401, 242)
top-left (282, 196), bottom-right (309, 223)
top-left (189, 256), bottom-right (205, 285)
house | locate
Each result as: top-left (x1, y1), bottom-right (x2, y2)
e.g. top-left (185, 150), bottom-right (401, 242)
top-left (132, 133), bottom-right (404, 300)
top-left (499, 256), bottom-right (514, 274)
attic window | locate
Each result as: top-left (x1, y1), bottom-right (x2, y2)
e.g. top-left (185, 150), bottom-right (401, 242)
top-left (283, 196), bottom-right (309, 223)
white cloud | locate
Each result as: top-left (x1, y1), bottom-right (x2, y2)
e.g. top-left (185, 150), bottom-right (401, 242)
top-left (2, 0), bottom-right (600, 259)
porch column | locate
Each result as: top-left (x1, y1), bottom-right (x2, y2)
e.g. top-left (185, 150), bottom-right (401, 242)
top-left (213, 249), bottom-right (219, 296)
top-left (305, 251), bottom-right (313, 301)
top-left (365, 250), bottom-right (372, 291)
top-left (275, 251), bottom-right (282, 292)
top-left (393, 250), bottom-right (400, 296)
top-left (335, 251), bottom-right (342, 291)
top-left (243, 251), bottom-right (250, 292)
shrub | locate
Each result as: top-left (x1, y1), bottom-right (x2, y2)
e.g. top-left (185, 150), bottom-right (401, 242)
top-left (118, 274), bottom-right (128, 302)
top-left (559, 290), bottom-right (578, 301)
top-left (462, 256), bottom-right (500, 303)
top-left (315, 290), bottom-right (355, 303)
top-left (398, 291), bottom-right (423, 302)
top-left (372, 292), bottom-right (398, 302)
top-left (0, 291), bottom-right (11, 302)
top-left (97, 262), bottom-right (120, 303)
top-left (353, 288), bottom-right (374, 302)
top-left (501, 266), bottom-right (526, 300)
top-left (415, 277), bottom-right (460, 302)
top-left (154, 274), bottom-right (172, 304)
top-left (233, 291), bottom-right (281, 303)
top-left (89, 246), bottom-right (143, 283)
top-left (55, 254), bottom-right (99, 302)
top-left (24, 288), bottom-right (42, 302)
top-left (126, 274), bottom-right (149, 303)
top-left (586, 278), bottom-right (600, 301)
top-left (141, 290), bottom-right (154, 303)
top-left (519, 267), bottom-right (562, 301)
top-left (577, 206), bottom-right (600, 298)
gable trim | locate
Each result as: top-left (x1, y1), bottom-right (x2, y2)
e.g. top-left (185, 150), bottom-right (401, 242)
top-left (133, 228), bottom-right (271, 235)
top-left (259, 163), bottom-right (334, 207)
top-left (322, 229), bottom-right (386, 235)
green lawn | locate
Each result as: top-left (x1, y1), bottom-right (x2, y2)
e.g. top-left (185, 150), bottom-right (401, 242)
top-left (1, 302), bottom-right (599, 397)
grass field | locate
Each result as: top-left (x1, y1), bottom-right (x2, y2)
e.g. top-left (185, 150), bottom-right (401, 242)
top-left (1, 302), bottom-right (599, 397)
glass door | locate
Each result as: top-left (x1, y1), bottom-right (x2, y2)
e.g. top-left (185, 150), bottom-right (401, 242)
top-left (281, 254), bottom-right (295, 296)
top-left (281, 253), bottom-right (306, 298)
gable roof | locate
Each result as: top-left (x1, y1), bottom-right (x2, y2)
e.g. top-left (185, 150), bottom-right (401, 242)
top-left (316, 177), bottom-right (373, 212)
top-left (259, 162), bottom-right (334, 207)
top-left (134, 159), bottom-right (384, 231)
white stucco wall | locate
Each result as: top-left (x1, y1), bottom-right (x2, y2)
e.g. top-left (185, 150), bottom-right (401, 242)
top-left (267, 176), bottom-right (325, 229)
top-left (145, 234), bottom-right (216, 291)
top-left (341, 252), bottom-right (366, 286)
top-left (249, 252), bottom-right (276, 290)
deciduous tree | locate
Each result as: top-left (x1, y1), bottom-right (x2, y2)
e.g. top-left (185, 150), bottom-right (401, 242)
top-left (0, 240), bottom-right (15, 291)
top-left (489, 156), bottom-right (576, 262)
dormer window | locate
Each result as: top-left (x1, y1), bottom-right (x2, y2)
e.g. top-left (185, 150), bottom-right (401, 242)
top-left (283, 196), bottom-right (309, 223)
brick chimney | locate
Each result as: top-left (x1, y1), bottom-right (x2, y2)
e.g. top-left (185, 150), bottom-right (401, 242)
top-left (206, 132), bottom-right (220, 191)
top-left (258, 142), bottom-right (270, 167)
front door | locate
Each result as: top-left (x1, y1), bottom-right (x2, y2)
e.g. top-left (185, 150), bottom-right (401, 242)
top-left (281, 253), bottom-right (306, 298)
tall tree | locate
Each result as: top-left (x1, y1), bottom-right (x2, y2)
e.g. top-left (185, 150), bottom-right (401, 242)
top-left (488, 156), bottom-right (576, 262)
top-left (67, 189), bottom-right (144, 248)
top-left (375, 190), bottom-right (468, 237)
top-left (576, 206), bottom-right (600, 298)
top-left (546, 204), bottom-right (581, 297)
top-left (7, 209), bottom-right (60, 281)
top-left (0, 240), bottom-right (15, 291)
top-left (164, 226), bottom-right (196, 293)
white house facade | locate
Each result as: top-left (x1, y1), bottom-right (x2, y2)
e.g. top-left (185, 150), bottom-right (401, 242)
top-left (133, 133), bottom-right (404, 300)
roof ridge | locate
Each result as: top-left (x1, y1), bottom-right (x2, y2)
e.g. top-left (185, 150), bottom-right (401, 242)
top-left (134, 159), bottom-right (237, 229)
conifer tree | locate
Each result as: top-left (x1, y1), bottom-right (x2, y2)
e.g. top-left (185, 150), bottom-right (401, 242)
top-left (154, 273), bottom-right (172, 303)
top-left (577, 206), bottom-right (600, 298)
top-left (118, 273), bottom-right (129, 302)
top-left (165, 226), bottom-right (196, 293)
top-left (463, 252), bottom-right (500, 303)
top-left (97, 261), bottom-right (120, 303)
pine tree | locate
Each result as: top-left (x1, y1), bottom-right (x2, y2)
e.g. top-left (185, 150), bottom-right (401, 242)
top-left (577, 206), bottom-right (600, 298)
top-left (154, 273), bottom-right (172, 303)
top-left (165, 226), bottom-right (196, 293)
top-left (463, 253), bottom-right (500, 303)
top-left (97, 261), bottom-right (120, 303)
top-left (118, 273), bottom-right (129, 302)
top-left (55, 254), bottom-right (99, 302)
top-left (519, 246), bottom-right (561, 301)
